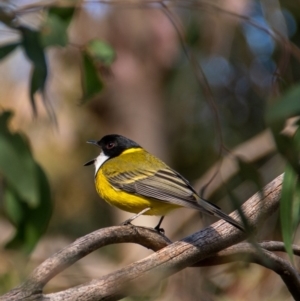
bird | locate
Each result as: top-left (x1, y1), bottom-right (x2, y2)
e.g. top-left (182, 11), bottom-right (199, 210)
top-left (84, 134), bottom-right (244, 232)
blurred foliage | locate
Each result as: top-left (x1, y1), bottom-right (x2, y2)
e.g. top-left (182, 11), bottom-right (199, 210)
top-left (20, 26), bottom-right (47, 114)
top-left (86, 40), bottom-right (116, 66)
top-left (280, 164), bottom-right (298, 264)
top-left (0, 0), bottom-right (300, 300)
top-left (81, 51), bottom-right (104, 102)
top-left (0, 4), bottom-right (110, 114)
top-left (41, 7), bottom-right (75, 47)
top-left (267, 86), bottom-right (300, 264)
top-left (0, 111), bottom-right (52, 253)
top-left (0, 42), bottom-right (19, 59)
top-left (0, 3), bottom-right (115, 252)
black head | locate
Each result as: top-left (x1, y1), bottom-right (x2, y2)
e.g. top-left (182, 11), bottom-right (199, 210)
top-left (84, 134), bottom-right (141, 166)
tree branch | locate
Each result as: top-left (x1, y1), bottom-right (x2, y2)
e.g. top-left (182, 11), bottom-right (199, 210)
top-left (195, 241), bottom-right (300, 267)
top-left (0, 174), bottom-right (285, 301)
top-left (198, 242), bottom-right (300, 300)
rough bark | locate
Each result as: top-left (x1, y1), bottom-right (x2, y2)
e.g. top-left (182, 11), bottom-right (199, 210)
top-left (3, 174), bottom-right (298, 301)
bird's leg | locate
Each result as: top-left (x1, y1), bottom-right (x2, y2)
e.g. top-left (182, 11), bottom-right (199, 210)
top-left (154, 216), bottom-right (165, 233)
top-left (122, 207), bottom-right (151, 225)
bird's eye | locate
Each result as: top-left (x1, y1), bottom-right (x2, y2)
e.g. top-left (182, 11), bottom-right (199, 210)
top-left (106, 142), bottom-right (115, 149)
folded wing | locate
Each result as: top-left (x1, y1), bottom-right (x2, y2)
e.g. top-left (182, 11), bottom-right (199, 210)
top-left (106, 166), bottom-right (244, 231)
top-left (107, 167), bottom-right (216, 215)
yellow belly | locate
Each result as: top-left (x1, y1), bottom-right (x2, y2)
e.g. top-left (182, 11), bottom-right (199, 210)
top-left (95, 169), bottom-right (180, 216)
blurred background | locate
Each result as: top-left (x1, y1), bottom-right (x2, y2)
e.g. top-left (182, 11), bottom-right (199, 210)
top-left (0, 0), bottom-right (299, 300)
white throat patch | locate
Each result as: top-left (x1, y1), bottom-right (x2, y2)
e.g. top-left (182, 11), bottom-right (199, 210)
top-left (94, 151), bottom-right (110, 175)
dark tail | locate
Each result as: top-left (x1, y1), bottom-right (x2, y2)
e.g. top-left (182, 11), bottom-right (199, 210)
top-left (196, 197), bottom-right (245, 232)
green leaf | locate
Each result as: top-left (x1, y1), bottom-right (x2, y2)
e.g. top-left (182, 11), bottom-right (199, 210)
top-left (41, 7), bottom-right (75, 47)
top-left (48, 6), bottom-right (75, 26)
top-left (19, 26), bottom-right (47, 114)
top-left (41, 14), bottom-right (69, 47)
top-left (5, 165), bottom-right (52, 253)
top-left (269, 123), bottom-right (300, 176)
top-left (3, 184), bottom-right (25, 226)
top-left (0, 111), bottom-right (39, 207)
top-left (0, 111), bottom-right (52, 253)
top-left (267, 84), bottom-right (300, 123)
top-left (86, 40), bottom-right (115, 66)
top-left (280, 164), bottom-right (296, 264)
top-left (81, 51), bottom-right (103, 101)
top-left (0, 42), bottom-right (19, 60)
top-left (267, 85), bottom-right (300, 174)
top-left (292, 181), bottom-right (300, 231)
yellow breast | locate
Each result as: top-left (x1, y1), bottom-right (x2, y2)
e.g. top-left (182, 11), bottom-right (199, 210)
top-left (95, 167), bottom-right (179, 216)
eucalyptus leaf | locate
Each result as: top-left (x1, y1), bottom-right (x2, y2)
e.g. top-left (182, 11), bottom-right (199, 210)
top-left (0, 42), bottom-right (19, 60)
top-left (267, 84), bottom-right (300, 122)
top-left (48, 6), bottom-right (75, 26)
top-left (0, 111), bottom-right (52, 253)
top-left (87, 40), bottom-right (115, 66)
top-left (41, 6), bottom-right (75, 47)
top-left (0, 111), bottom-right (39, 207)
top-left (270, 123), bottom-right (300, 175)
top-left (280, 164), bottom-right (296, 264)
top-left (19, 26), bottom-right (47, 114)
top-left (3, 185), bottom-right (25, 226)
top-left (5, 165), bottom-right (52, 253)
top-left (81, 51), bottom-right (103, 102)
top-left (41, 14), bottom-right (69, 47)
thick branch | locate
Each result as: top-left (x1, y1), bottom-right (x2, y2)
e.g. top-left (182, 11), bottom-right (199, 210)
top-left (0, 226), bottom-right (171, 300)
top-left (47, 175), bottom-right (283, 301)
top-left (0, 174), bottom-right (283, 301)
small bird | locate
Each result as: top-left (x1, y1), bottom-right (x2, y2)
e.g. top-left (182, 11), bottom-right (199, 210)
top-left (84, 134), bottom-right (244, 232)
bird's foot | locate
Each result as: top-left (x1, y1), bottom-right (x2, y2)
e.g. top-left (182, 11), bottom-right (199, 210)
top-left (121, 218), bottom-right (132, 226)
top-left (154, 216), bottom-right (165, 234)
top-left (121, 208), bottom-right (151, 226)
top-left (154, 225), bottom-right (165, 234)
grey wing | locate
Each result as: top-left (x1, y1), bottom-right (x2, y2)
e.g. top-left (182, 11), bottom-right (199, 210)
top-left (107, 167), bottom-right (246, 231)
top-left (107, 168), bottom-right (211, 211)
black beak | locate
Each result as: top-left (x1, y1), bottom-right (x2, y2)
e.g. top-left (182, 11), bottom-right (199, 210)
top-left (84, 140), bottom-right (100, 166)
top-left (84, 159), bottom-right (95, 166)
top-left (87, 140), bottom-right (100, 147)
